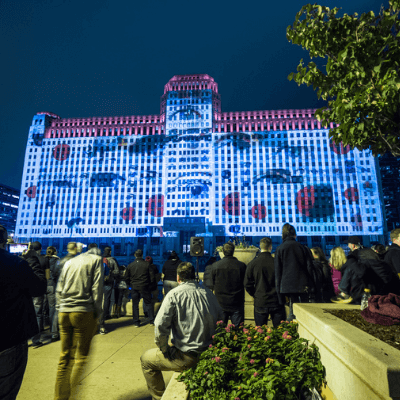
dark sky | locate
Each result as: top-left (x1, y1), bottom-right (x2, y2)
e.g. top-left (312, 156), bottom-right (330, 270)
top-left (0, 0), bottom-right (384, 190)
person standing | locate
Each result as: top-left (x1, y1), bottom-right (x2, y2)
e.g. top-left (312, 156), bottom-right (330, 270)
top-left (46, 246), bottom-right (61, 342)
top-left (162, 250), bottom-right (180, 295)
top-left (310, 247), bottom-right (336, 303)
top-left (244, 237), bottom-right (286, 328)
top-left (31, 241), bottom-right (50, 347)
top-left (99, 246), bottom-right (119, 334)
top-left (211, 242), bottom-right (246, 326)
top-left (125, 249), bottom-right (155, 327)
top-left (144, 256), bottom-right (161, 318)
top-left (54, 247), bottom-right (103, 400)
top-left (385, 229), bottom-right (400, 277)
top-left (141, 262), bottom-right (223, 400)
top-left (0, 226), bottom-right (47, 400)
top-left (274, 223), bottom-right (314, 321)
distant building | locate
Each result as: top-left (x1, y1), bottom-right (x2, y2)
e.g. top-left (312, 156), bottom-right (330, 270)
top-left (378, 153), bottom-right (400, 232)
top-left (0, 183), bottom-right (20, 236)
top-left (15, 74), bottom-right (385, 256)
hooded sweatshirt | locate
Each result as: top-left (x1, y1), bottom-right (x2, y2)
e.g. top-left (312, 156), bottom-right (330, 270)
top-left (162, 257), bottom-right (181, 282)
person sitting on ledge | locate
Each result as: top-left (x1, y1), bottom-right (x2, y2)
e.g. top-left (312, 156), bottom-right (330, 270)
top-left (140, 262), bottom-right (223, 400)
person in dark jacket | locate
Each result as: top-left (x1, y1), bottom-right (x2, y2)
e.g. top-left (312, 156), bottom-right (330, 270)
top-left (144, 256), bottom-right (161, 318)
top-left (311, 247), bottom-right (336, 303)
top-left (0, 226), bottom-right (47, 400)
top-left (244, 237), bottom-right (286, 327)
top-left (211, 242), bottom-right (246, 325)
top-left (274, 223), bottom-right (314, 321)
top-left (125, 249), bottom-right (155, 327)
top-left (46, 246), bottom-right (60, 342)
top-left (162, 250), bottom-right (180, 295)
top-left (332, 237), bottom-right (400, 304)
top-left (99, 246), bottom-right (120, 334)
top-left (30, 241), bottom-right (50, 347)
top-left (203, 257), bottom-right (217, 290)
top-left (385, 229), bottom-right (400, 276)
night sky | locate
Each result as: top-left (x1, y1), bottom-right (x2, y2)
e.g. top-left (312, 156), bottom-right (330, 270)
top-left (0, 0), bottom-right (385, 190)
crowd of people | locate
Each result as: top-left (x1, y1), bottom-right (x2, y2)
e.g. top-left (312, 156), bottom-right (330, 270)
top-left (2, 222), bottom-right (400, 400)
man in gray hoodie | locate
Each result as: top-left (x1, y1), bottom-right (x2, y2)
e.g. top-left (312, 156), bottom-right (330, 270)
top-left (54, 247), bottom-right (103, 400)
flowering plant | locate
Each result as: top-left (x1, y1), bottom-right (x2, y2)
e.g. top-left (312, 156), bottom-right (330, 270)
top-left (177, 321), bottom-right (326, 399)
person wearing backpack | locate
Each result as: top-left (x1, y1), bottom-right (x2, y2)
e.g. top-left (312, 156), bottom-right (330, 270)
top-left (99, 246), bottom-right (120, 335)
top-left (311, 247), bottom-right (336, 303)
top-left (46, 246), bottom-right (60, 342)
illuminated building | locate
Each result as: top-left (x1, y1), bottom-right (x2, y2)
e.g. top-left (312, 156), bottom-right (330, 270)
top-left (15, 74), bottom-right (385, 255)
top-left (0, 183), bottom-right (19, 237)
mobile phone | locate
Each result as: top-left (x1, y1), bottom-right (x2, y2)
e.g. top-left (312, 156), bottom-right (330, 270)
top-left (8, 243), bottom-right (29, 254)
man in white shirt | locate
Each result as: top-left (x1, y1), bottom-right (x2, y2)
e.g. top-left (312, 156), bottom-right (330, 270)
top-left (140, 262), bottom-right (223, 400)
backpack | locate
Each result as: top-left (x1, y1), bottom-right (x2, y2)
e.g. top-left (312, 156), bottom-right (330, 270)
top-left (103, 257), bottom-right (110, 282)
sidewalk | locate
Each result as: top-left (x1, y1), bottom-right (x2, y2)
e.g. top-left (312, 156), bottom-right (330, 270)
top-left (17, 317), bottom-right (175, 400)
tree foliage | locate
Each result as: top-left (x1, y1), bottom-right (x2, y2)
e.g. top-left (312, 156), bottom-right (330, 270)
top-left (287, 1), bottom-right (400, 156)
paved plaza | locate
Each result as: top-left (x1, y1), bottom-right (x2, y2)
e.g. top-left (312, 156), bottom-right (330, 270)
top-left (17, 317), bottom-right (174, 400)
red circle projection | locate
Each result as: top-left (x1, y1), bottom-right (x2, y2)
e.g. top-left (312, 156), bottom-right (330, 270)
top-left (344, 188), bottom-right (359, 202)
top-left (147, 195), bottom-right (164, 217)
top-left (296, 186), bottom-right (315, 217)
top-left (121, 207), bottom-right (135, 221)
top-left (251, 205), bottom-right (266, 220)
top-left (223, 192), bottom-right (240, 216)
top-left (26, 186), bottom-right (37, 198)
top-left (53, 144), bottom-right (70, 161)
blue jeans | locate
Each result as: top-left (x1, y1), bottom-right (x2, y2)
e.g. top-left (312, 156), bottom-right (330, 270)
top-left (254, 305), bottom-right (286, 328)
top-left (32, 295), bottom-right (44, 344)
top-left (100, 284), bottom-right (113, 327)
top-left (163, 280), bottom-right (178, 296)
top-left (221, 308), bottom-right (244, 326)
top-left (47, 285), bottom-right (59, 338)
top-left (0, 341), bottom-right (28, 400)
top-left (131, 289), bottom-right (154, 325)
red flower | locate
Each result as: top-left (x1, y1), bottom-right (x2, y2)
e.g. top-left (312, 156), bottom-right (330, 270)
top-left (214, 356), bottom-right (221, 363)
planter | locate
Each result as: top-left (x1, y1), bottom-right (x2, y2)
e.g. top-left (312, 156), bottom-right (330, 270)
top-left (293, 303), bottom-right (400, 400)
top-left (218, 248), bottom-right (258, 321)
top-left (218, 248), bottom-right (258, 265)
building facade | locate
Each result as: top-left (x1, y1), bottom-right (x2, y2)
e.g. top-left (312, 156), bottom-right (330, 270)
top-left (0, 183), bottom-right (20, 237)
top-left (15, 74), bottom-right (385, 257)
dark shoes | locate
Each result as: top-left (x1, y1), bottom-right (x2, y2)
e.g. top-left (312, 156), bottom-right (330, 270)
top-left (33, 341), bottom-right (44, 348)
top-left (331, 293), bottom-right (353, 304)
top-left (51, 336), bottom-right (59, 342)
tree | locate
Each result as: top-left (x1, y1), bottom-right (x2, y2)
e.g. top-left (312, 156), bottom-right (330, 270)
top-left (287, 1), bottom-right (400, 156)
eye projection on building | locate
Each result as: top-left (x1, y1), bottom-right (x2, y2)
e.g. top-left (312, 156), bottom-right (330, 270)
top-left (16, 74), bottom-right (384, 253)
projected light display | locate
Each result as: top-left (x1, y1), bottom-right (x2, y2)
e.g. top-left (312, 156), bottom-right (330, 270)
top-left (16, 75), bottom-right (384, 246)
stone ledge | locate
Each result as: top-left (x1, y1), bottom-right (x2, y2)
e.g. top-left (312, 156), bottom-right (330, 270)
top-left (161, 372), bottom-right (189, 400)
top-left (294, 303), bottom-right (400, 400)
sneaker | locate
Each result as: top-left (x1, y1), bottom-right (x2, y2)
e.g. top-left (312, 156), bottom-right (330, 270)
top-left (331, 293), bottom-right (353, 304)
top-left (134, 324), bottom-right (140, 328)
top-left (99, 327), bottom-right (108, 335)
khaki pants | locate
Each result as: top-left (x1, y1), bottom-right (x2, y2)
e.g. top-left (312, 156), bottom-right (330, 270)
top-left (141, 347), bottom-right (199, 400)
top-left (54, 312), bottom-right (97, 400)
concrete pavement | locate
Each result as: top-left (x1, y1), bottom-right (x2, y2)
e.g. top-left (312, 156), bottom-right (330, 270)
top-left (17, 317), bottom-right (175, 400)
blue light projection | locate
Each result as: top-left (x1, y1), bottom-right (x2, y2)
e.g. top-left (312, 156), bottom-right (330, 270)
top-left (19, 86), bottom-right (384, 239)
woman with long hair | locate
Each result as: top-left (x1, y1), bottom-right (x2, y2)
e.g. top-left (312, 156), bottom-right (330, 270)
top-left (310, 247), bottom-right (335, 302)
